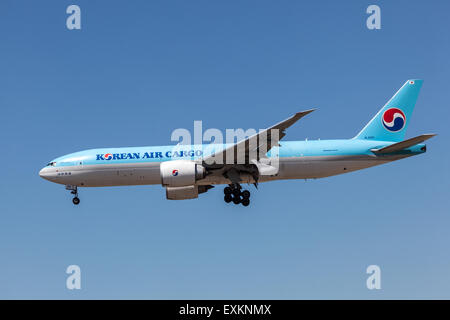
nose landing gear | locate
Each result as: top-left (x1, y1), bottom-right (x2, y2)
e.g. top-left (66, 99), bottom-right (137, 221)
top-left (66, 185), bottom-right (80, 205)
top-left (223, 184), bottom-right (251, 207)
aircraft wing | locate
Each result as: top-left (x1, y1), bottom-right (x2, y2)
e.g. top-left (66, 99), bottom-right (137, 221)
top-left (202, 109), bottom-right (315, 168)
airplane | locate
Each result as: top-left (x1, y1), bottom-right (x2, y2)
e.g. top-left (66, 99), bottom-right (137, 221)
top-left (39, 79), bottom-right (435, 206)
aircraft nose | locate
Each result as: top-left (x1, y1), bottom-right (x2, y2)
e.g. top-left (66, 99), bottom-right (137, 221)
top-left (39, 167), bottom-right (51, 180)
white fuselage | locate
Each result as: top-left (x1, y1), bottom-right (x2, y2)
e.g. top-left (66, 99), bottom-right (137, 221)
top-left (39, 139), bottom-right (422, 188)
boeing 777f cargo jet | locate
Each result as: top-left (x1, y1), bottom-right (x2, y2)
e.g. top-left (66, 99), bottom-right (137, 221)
top-left (39, 80), bottom-right (435, 206)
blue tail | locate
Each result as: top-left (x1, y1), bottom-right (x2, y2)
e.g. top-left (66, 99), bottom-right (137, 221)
top-left (354, 79), bottom-right (423, 142)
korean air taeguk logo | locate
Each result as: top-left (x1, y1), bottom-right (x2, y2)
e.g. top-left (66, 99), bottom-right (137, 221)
top-left (172, 169), bottom-right (179, 176)
top-left (382, 107), bottom-right (406, 132)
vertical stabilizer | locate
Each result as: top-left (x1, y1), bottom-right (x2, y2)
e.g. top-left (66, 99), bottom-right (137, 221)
top-left (354, 80), bottom-right (423, 141)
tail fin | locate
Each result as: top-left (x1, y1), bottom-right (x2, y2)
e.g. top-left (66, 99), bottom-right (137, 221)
top-left (354, 79), bottom-right (423, 142)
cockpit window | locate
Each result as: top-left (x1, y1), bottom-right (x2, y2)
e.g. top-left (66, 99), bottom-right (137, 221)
top-left (47, 162), bottom-right (56, 167)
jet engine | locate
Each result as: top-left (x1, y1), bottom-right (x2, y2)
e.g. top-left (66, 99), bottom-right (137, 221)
top-left (165, 185), bottom-right (198, 200)
top-left (165, 185), bottom-right (213, 200)
top-left (160, 160), bottom-right (206, 187)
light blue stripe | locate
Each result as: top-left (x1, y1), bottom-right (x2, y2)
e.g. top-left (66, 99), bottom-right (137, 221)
top-left (51, 139), bottom-right (425, 167)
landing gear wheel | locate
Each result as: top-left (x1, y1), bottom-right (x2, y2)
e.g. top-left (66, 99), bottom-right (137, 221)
top-left (233, 189), bottom-right (241, 198)
top-left (241, 198), bottom-right (250, 207)
top-left (232, 196), bottom-right (241, 205)
top-left (66, 185), bottom-right (80, 205)
top-left (224, 194), bottom-right (232, 203)
top-left (224, 187), bottom-right (232, 195)
top-left (241, 190), bottom-right (250, 199)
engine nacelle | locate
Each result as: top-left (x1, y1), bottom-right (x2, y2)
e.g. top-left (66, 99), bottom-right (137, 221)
top-left (160, 160), bottom-right (205, 187)
top-left (165, 185), bottom-right (214, 200)
top-left (166, 185), bottom-right (198, 200)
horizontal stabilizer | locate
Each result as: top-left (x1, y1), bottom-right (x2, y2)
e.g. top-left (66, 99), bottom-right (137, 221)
top-left (371, 134), bottom-right (436, 154)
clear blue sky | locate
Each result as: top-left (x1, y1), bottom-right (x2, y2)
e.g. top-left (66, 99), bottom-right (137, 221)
top-left (0, 0), bottom-right (449, 299)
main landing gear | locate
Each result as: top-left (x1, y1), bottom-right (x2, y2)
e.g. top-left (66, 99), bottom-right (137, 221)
top-left (224, 184), bottom-right (250, 207)
top-left (66, 185), bottom-right (80, 205)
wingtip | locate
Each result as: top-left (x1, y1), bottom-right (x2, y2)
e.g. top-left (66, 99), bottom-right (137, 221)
top-left (296, 108), bottom-right (316, 116)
